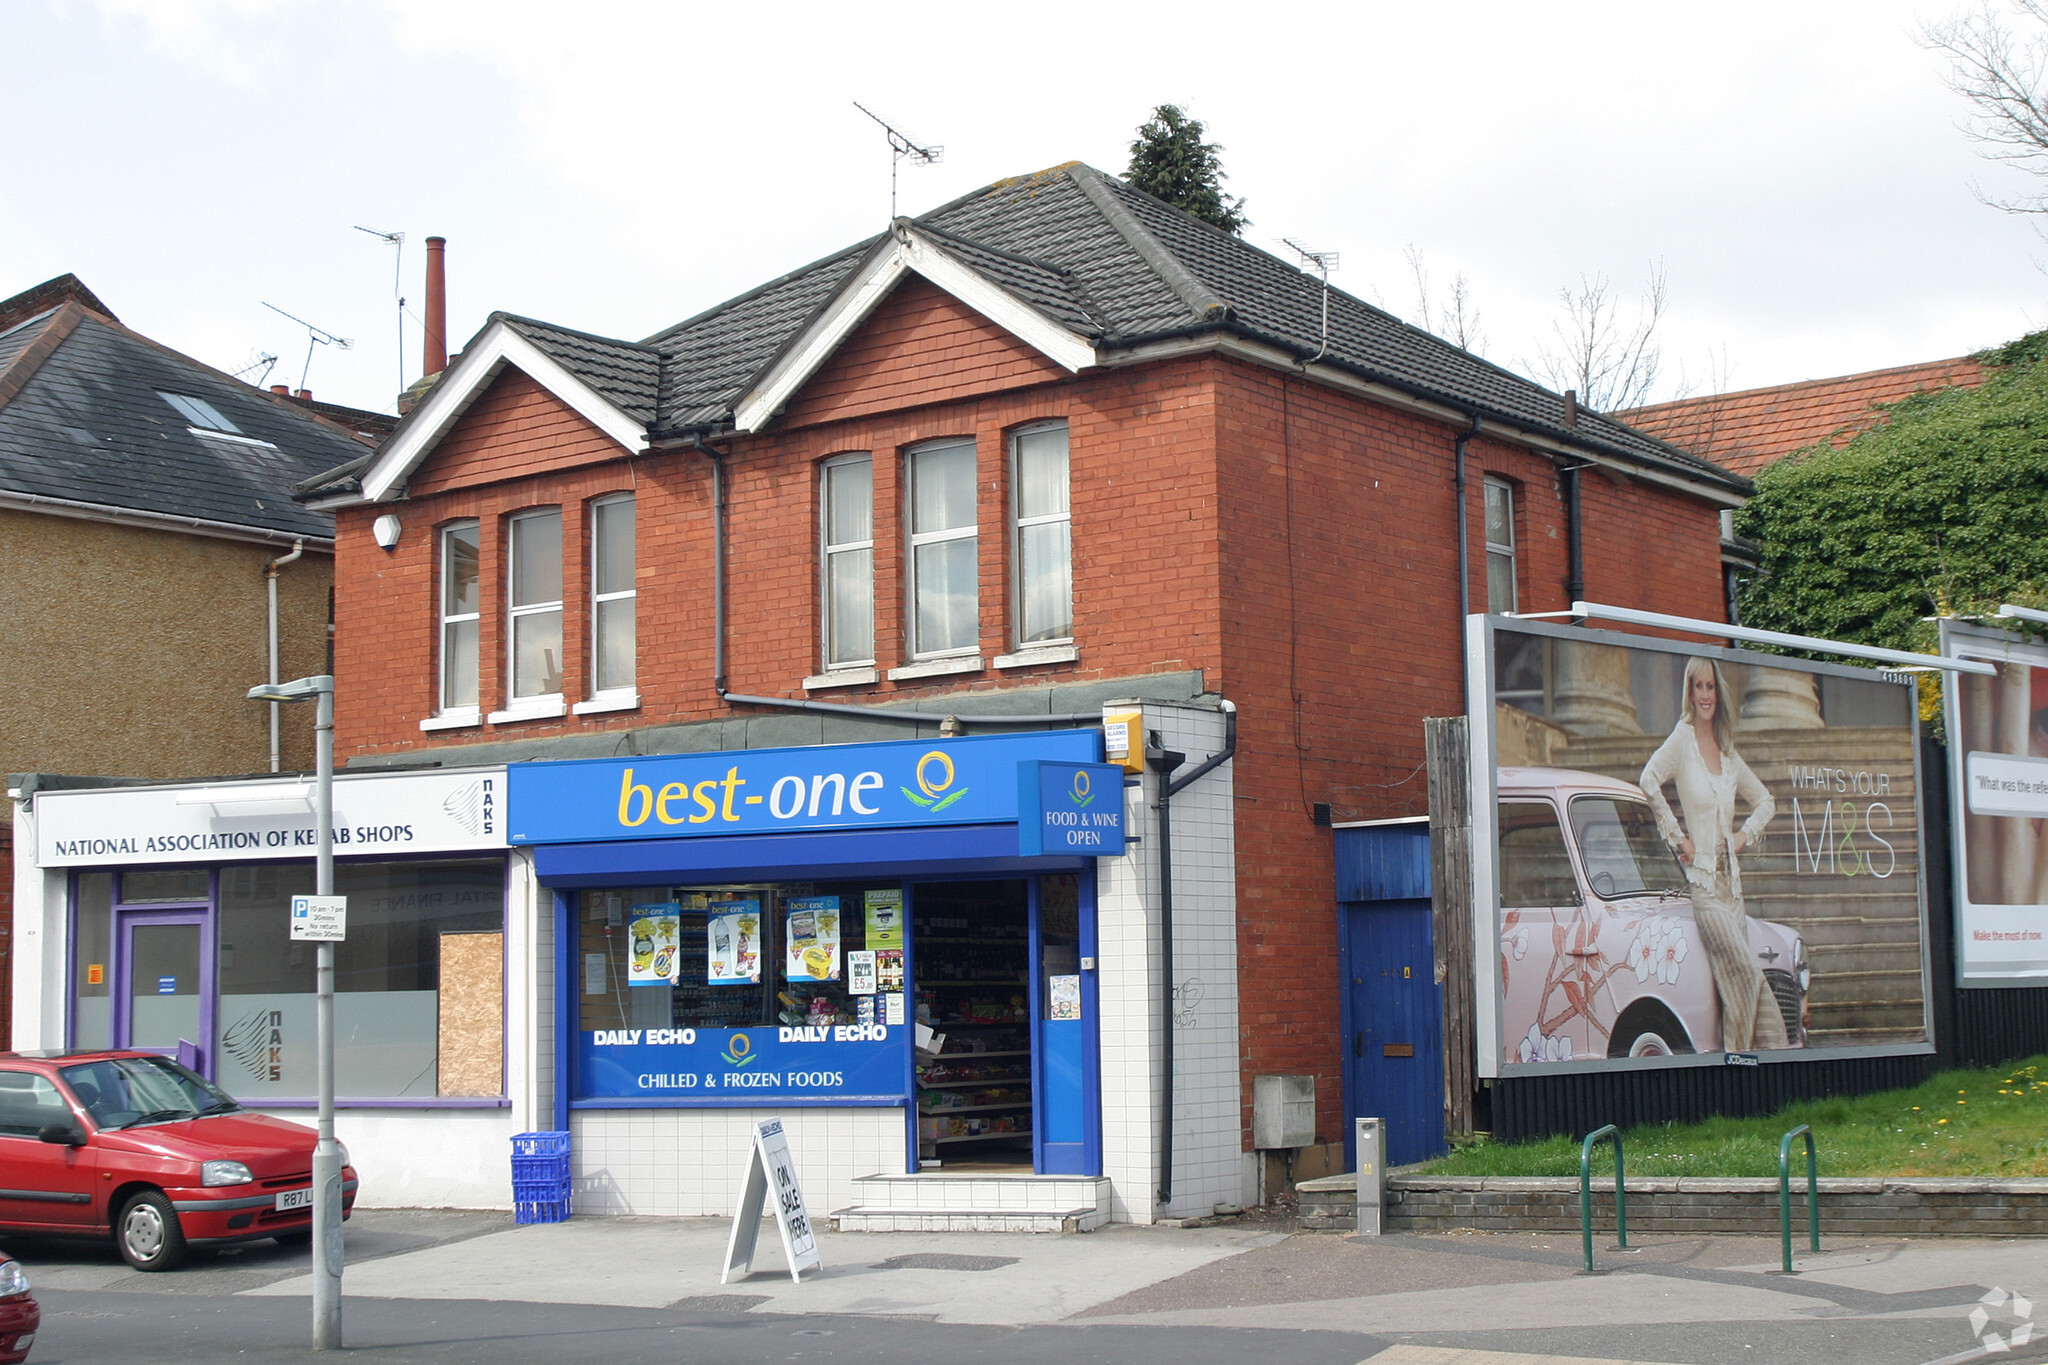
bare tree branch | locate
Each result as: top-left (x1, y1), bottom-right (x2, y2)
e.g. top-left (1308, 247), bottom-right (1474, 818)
top-left (1528, 263), bottom-right (1669, 412)
top-left (1403, 244), bottom-right (1487, 354)
top-left (1922, 1), bottom-right (2048, 213)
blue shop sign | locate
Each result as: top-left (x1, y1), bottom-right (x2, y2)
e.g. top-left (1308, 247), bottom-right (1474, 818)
top-left (577, 1025), bottom-right (908, 1103)
top-left (510, 730), bottom-right (1100, 845)
top-left (1017, 761), bottom-right (1127, 857)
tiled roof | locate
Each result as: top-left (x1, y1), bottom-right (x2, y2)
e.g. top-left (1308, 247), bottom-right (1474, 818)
top-left (0, 303), bottom-right (362, 540)
top-left (347, 162), bottom-right (1747, 497)
top-left (1616, 356), bottom-right (1987, 479)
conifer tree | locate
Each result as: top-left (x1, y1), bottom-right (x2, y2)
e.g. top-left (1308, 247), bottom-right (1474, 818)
top-left (1126, 104), bottom-right (1248, 234)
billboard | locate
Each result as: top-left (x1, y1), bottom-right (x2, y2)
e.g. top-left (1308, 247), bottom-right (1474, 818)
top-left (1940, 619), bottom-right (2048, 984)
top-left (1469, 617), bottom-right (1933, 1075)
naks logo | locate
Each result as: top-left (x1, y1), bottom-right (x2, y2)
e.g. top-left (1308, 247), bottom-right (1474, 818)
top-left (721, 1033), bottom-right (757, 1067)
top-left (901, 751), bottom-right (969, 813)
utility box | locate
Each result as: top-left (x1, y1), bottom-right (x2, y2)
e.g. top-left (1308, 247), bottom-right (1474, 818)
top-left (1251, 1074), bottom-right (1316, 1150)
top-left (1355, 1116), bottom-right (1386, 1236)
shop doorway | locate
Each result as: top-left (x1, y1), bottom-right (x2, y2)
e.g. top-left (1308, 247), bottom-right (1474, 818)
top-left (1335, 821), bottom-right (1445, 1170)
top-left (113, 908), bottom-right (215, 1071)
top-left (908, 875), bottom-right (1099, 1175)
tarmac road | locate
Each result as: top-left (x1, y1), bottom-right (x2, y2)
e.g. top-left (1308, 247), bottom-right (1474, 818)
top-left (7, 1210), bottom-right (2046, 1365)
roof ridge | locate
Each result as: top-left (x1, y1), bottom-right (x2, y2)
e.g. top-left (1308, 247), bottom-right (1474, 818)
top-left (0, 303), bottom-right (87, 411)
top-left (639, 235), bottom-right (884, 349)
top-left (1618, 356), bottom-right (1986, 417)
top-left (493, 311), bottom-right (661, 354)
top-left (1064, 164), bottom-right (1226, 323)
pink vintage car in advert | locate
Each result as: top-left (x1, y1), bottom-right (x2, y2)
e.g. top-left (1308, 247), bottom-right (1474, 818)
top-left (1497, 766), bottom-right (1809, 1063)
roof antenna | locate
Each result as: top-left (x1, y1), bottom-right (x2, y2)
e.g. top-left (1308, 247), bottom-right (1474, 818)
top-left (1282, 239), bottom-right (1339, 365)
top-left (354, 225), bottom-right (405, 398)
top-left (262, 302), bottom-right (354, 394)
top-left (853, 101), bottom-right (942, 221)
top-left (231, 351), bottom-right (280, 388)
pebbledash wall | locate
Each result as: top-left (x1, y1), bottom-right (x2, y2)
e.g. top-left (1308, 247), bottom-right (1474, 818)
top-left (9, 702), bottom-right (1242, 1223)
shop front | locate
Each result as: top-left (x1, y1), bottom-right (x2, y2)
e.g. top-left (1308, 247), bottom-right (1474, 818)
top-left (515, 729), bottom-right (1132, 1220)
top-left (11, 767), bottom-right (533, 1208)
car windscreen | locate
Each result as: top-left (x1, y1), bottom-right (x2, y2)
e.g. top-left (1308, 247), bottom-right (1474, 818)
top-left (59, 1055), bottom-right (241, 1130)
top-left (1568, 795), bottom-right (1686, 900)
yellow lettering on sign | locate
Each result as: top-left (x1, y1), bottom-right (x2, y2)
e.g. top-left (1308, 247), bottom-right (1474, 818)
top-left (618, 769), bottom-right (653, 827)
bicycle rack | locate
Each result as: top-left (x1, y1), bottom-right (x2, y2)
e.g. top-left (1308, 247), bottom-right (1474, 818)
top-left (1579, 1124), bottom-right (1627, 1272)
top-left (1778, 1124), bottom-right (1820, 1274)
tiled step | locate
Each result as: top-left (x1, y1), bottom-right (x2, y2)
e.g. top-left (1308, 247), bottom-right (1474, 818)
top-left (832, 1172), bottom-right (1111, 1233)
top-left (832, 1206), bottom-right (1103, 1233)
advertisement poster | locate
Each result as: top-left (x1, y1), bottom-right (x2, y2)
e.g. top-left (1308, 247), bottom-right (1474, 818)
top-left (628, 904), bottom-right (681, 986)
top-left (876, 948), bottom-right (904, 993)
top-left (1476, 619), bottom-right (1931, 1074)
top-left (706, 900), bottom-right (762, 985)
top-left (864, 890), bottom-right (904, 949)
top-left (1048, 974), bottom-right (1082, 1020)
top-left (848, 951), bottom-right (877, 995)
top-left (1941, 620), bottom-right (2048, 982)
top-left (785, 896), bottom-right (842, 982)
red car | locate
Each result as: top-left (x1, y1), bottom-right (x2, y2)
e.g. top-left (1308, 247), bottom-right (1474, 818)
top-left (0, 1050), bottom-right (357, 1271)
top-left (0, 1253), bottom-right (35, 1364)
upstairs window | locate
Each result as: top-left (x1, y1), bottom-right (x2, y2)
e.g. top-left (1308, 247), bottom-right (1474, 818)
top-left (907, 437), bottom-right (978, 658)
top-left (1011, 421), bottom-right (1071, 646)
top-left (508, 508), bottom-right (564, 701)
top-left (1484, 477), bottom-right (1518, 614)
top-left (439, 521), bottom-right (481, 714)
top-left (590, 495), bottom-right (636, 695)
top-left (157, 391), bottom-right (239, 433)
top-left (821, 455), bottom-right (874, 669)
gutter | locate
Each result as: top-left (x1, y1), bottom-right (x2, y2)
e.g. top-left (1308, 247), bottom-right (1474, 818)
top-left (0, 489), bottom-right (334, 550)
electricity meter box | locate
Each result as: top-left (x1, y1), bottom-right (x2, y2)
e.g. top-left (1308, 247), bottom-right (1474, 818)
top-left (1251, 1074), bottom-right (1316, 1149)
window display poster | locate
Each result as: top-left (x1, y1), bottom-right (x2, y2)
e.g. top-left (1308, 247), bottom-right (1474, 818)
top-left (885, 991), bottom-right (906, 1025)
top-left (876, 947), bottom-right (904, 992)
top-left (1049, 973), bottom-right (1082, 1020)
top-left (865, 890), bottom-right (904, 949)
top-left (785, 896), bottom-right (841, 982)
top-left (707, 900), bottom-right (762, 985)
top-left (848, 950), bottom-right (877, 995)
top-left (628, 904), bottom-right (681, 986)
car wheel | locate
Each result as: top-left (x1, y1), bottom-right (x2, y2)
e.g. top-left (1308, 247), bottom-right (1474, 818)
top-left (272, 1229), bottom-right (312, 1247)
top-left (116, 1190), bottom-right (189, 1272)
top-left (1606, 1000), bottom-right (1696, 1059)
top-left (1627, 1031), bottom-right (1674, 1057)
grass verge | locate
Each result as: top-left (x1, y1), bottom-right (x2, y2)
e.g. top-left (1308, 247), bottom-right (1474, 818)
top-left (1412, 1056), bottom-right (2048, 1178)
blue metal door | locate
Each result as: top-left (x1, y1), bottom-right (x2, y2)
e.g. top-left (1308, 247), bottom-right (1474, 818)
top-left (1343, 900), bottom-right (1443, 1167)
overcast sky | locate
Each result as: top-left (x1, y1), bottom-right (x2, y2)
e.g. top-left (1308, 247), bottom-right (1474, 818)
top-left (6, 0), bottom-right (2042, 417)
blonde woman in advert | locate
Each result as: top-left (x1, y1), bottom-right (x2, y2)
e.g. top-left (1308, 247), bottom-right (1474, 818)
top-left (1639, 656), bottom-right (1787, 1050)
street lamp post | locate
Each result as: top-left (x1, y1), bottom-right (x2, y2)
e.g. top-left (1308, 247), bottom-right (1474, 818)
top-left (246, 674), bottom-right (341, 1351)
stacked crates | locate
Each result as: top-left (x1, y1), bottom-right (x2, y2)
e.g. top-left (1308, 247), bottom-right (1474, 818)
top-left (510, 1131), bottom-right (572, 1224)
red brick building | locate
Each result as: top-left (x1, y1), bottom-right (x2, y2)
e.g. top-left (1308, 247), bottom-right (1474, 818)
top-left (301, 163), bottom-right (1746, 1217)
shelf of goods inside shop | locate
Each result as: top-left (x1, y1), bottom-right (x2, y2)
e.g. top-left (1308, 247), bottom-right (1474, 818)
top-left (510, 1131), bottom-right (572, 1225)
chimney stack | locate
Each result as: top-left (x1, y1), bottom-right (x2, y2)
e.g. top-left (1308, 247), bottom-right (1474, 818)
top-left (271, 384), bottom-right (289, 396)
top-left (424, 236), bottom-right (448, 377)
top-left (1563, 389), bottom-right (1579, 428)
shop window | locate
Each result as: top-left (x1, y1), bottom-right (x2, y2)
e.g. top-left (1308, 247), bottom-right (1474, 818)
top-left (72, 872), bottom-right (114, 1050)
top-left (210, 859), bottom-right (506, 1099)
top-left (508, 508), bottom-right (564, 703)
top-left (1498, 802), bottom-right (1578, 908)
top-left (120, 869), bottom-right (209, 903)
top-left (439, 520), bottom-right (481, 715)
top-left (1011, 421), bottom-right (1071, 647)
top-left (1484, 477), bottom-right (1518, 613)
top-left (820, 454), bottom-right (874, 669)
top-left (577, 881), bottom-right (898, 1035)
top-left (590, 494), bottom-right (637, 696)
top-left (907, 437), bottom-right (979, 658)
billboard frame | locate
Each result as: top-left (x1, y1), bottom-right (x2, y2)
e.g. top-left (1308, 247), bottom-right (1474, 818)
top-left (1468, 613), bottom-right (1937, 1078)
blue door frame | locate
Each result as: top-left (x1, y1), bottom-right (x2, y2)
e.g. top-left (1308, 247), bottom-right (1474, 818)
top-left (1335, 821), bottom-right (1445, 1170)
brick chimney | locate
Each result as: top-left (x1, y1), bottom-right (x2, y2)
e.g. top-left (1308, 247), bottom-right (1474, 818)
top-left (424, 236), bottom-right (447, 377)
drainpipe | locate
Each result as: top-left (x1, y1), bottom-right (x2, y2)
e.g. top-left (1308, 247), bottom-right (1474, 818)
top-left (1453, 415), bottom-right (1482, 706)
top-left (265, 539), bottom-right (304, 772)
top-left (1562, 461), bottom-right (1587, 605)
top-left (688, 434), bottom-right (729, 696)
top-left (1150, 698), bottom-right (1237, 1212)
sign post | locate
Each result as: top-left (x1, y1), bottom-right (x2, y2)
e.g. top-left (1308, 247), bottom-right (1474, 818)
top-left (720, 1118), bottom-right (821, 1284)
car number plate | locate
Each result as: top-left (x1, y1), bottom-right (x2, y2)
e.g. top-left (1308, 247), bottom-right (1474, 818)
top-left (274, 1188), bottom-right (313, 1212)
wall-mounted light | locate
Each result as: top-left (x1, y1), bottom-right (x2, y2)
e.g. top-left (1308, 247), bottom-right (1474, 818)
top-left (372, 513), bottom-right (402, 550)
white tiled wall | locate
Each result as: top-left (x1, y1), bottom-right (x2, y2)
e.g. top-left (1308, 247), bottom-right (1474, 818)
top-left (571, 1106), bottom-right (908, 1217)
top-left (1096, 700), bottom-right (1241, 1223)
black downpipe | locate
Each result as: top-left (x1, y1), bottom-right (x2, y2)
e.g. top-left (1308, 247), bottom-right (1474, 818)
top-left (1453, 415), bottom-right (1482, 705)
top-left (1562, 461), bottom-right (1586, 605)
top-left (1151, 699), bottom-right (1237, 1211)
top-left (689, 434), bottom-right (730, 695)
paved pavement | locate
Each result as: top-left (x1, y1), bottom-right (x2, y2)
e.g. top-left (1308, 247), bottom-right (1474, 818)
top-left (10, 1210), bottom-right (2048, 1365)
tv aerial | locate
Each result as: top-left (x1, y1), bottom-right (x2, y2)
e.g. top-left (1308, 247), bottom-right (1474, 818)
top-left (262, 302), bottom-right (354, 394)
top-left (232, 351), bottom-right (280, 388)
top-left (853, 102), bottom-right (942, 220)
top-left (354, 224), bottom-right (406, 395)
top-left (1282, 239), bottom-right (1340, 365)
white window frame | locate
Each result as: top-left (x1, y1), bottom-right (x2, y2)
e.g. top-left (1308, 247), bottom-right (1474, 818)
top-left (432, 520), bottom-right (481, 726)
top-left (1484, 476), bottom-right (1518, 614)
top-left (820, 454), bottom-right (875, 672)
top-left (905, 437), bottom-right (980, 661)
top-left (1009, 419), bottom-right (1073, 651)
top-left (579, 493), bottom-right (638, 712)
top-left (499, 507), bottom-right (566, 720)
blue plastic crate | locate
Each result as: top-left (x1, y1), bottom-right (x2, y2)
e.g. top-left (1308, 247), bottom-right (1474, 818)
top-left (513, 1175), bottom-right (570, 1203)
top-left (511, 1153), bottom-right (570, 1185)
top-left (514, 1193), bottom-right (571, 1225)
top-left (510, 1131), bottom-right (571, 1159)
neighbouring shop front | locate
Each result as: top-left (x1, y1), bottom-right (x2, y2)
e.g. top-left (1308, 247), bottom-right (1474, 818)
top-left (515, 729), bottom-right (1129, 1216)
top-left (13, 767), bottom-right (530, 1207)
